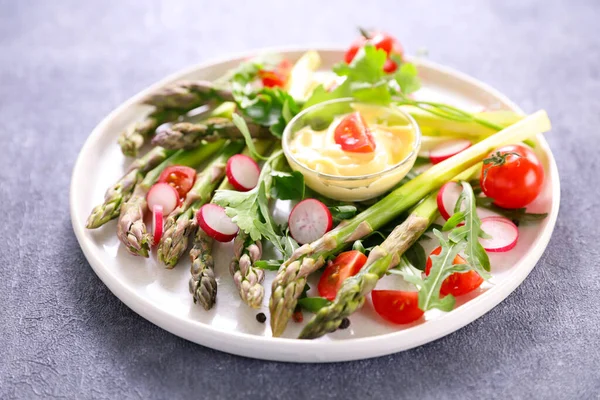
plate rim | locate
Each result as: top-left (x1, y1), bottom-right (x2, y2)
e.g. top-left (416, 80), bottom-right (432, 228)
top-left (70, 46), bottom-right (560, 362)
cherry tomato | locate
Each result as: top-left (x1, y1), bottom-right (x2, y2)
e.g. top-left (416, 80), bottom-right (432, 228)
top-left (344, 31), bottom-right (404, 71)
top-left (258, 59), bottom-right (292, 88)
top-left (371, 290), bottom-right (424, 325)
top-left (318, 250), bottom-right (368, 301)
top-left (344, 37), bottom-right (367, 64)
top-left (480, 144), bottom-right (544, 209)
top-left (334, 112), bottom-right (376, 153)
top-left (369, 31), bottom-right (396, 55)
top-left (158, 166), bottom-right (196, 200)
top-left (383, 58), bottom-right (398, 73)
top-left (425, 247), bottom-right (483, 297)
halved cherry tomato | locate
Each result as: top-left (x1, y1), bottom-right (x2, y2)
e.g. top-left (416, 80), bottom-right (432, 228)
top-left (318, 250), bottom-right (367, 301)
top-left (425, 247), bottom-right (483, 297)
top-left (158, 166), bottom-right (196, 200)
top-left (480, 144), bottom-right (544, 209)
top-left (371, 290), bottom-right (424, 324)
top-left (334, 112), bottom-right (376, 153)
top-left (258, 59), bottom-right (292, 88)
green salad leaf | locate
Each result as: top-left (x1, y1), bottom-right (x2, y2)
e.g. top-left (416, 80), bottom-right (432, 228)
top-left (213, 150), bottom-right (298, 258)
top-left (398, 230), bottom-right (470, 312)
top-left (442, 181), bottom-right (492, 275)
top-left (297, 297), bottom-right (332, 313)
top-left (231, 114), bottom-right (269, 161)
top-left (270, 170), bottom-right (305, 201)
top-left (303, 44), bottom-right (421, 110)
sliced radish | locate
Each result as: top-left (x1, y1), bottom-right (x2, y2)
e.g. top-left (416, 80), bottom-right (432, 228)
top-left (226, 154), bottom-right (260, 191)
top-left (196, 204), bottom-right (239, 242)
top-left (437, 181), bottom-right (463, 220)
top-left (479, 216), bottom-right (519, 252)
top-left (437, 182), bottom-right (502, 221)
top-left (152, 205), bottom-right (164, 245)
top-left (288, 199), bottom-right (333, 245)
top-left (147, 183), bottom-right (179, 215)
top-left (429, 139), bottom-right (472, 164)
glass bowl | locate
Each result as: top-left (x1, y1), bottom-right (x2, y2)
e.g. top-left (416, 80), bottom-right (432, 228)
top-left (282, 98), bottom-right (421, 202)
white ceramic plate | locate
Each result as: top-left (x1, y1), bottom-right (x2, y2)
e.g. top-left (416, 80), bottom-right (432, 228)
top-left (70, 48), bottom-right (559, 362)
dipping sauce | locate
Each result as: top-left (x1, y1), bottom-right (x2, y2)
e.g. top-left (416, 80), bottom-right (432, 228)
top-left (284, 101), bottom-right (420, 201)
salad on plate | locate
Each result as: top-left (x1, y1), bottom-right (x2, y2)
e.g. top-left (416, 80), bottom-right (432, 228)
top-left (85, 29), bottom-right (552, 339)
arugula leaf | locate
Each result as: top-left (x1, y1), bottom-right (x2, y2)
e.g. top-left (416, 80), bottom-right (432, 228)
top-left (297, 297), bottom-right (332, 313)
top-left (329, 205), bottom-right (358, 223)
top-left (270, 170), bottom-right (305, 201)
top-left (397, 231), bottom-right (468, 312)
top-left (442, 182), bottom-right (492, 275)
top-left (231, 114), bottom-right (269, 160)
top-left (475, 198), bottom-right (548, 223)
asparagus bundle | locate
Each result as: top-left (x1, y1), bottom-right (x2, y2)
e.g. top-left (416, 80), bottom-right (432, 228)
top-left (269, 110), bottom-right (552, 336)
top-left (188, 140), bottom-right (273, 308)
top-left (117, 140), bottom-right (226, 257)
top-left (152, 118), bottom-right (270, 150)
top-left (118, 81), bottom-right (234, 157)
top-left (299, 164), bottom-right (480, 339)
top-left (86, 146), bottom-right (175, 229)
top-left (158, 140), bottom-right (245, 268)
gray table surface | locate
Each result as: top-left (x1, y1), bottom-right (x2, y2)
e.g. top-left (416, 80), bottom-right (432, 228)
top-left (2, 0), bottom-right (599, 398)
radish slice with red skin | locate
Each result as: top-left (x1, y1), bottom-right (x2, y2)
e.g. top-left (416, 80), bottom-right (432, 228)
top-left (437, 181), bottom-right (463, 220)
top-left (152, 205), bottom-right (164, 245)
top-left (196, 204), bottom-right (239, 242)
top-left (226, 154), bottom-right (260, 191)
top-left (437, 182), bottom-right (501, 221)
top-left (288, 199), bottom-right (333, 245)
top-left (479, 216), bottom-right (519, 252)
top-left (147, 183), bottom-right (179, 215)
top-left (429, 139), bottom-right (472, 164)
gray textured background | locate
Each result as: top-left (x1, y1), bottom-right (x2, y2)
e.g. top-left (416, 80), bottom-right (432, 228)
top-left (1, 0), bottom-right (599, 399)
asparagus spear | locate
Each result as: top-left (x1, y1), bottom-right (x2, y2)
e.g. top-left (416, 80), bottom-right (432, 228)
top-left (189, 140), bottom-right (273, 308)
top-left (86, 146), bottom-right (175, 229)
top-left (118, 109), bottom-right (182, 157)
top-left (269, 110), bottom-right (551, 336)
top-left (189, 227), bottom-right (217, 309)
top-left (151, 118), bottom-right (271, 150)
top-left (299, 164), bottom-right (481, 339)
top-left (142, 80), bottom-right (234, 110)
top-left (230, 232), bottom-right (265, 308)
top-left (158, 140), bottom-right (245, 268)
top-left (117, 140), bottom-right (225, 257)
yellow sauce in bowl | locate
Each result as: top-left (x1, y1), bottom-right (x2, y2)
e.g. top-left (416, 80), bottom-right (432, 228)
top-left (283, 101), bottom-right (421, 201)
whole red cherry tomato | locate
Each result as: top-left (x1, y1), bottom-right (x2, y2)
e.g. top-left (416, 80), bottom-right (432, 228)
top-left (480, 144), bottom-right (545, 209)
